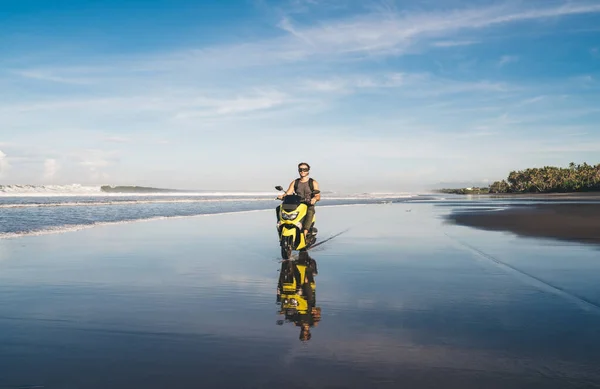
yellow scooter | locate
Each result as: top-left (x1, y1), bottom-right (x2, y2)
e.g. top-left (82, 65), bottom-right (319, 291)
top-left (275, 186), bottom-right (320, 259)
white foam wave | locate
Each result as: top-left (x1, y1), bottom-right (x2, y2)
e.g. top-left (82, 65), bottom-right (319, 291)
top-left (0, 184), bottom-right (102, 195)
top-left (0, 185), bottom-right (279, 197)
top-left (0, 198), bottom-right (276, 209)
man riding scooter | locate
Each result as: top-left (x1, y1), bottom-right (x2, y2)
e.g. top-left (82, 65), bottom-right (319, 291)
top-left (277, 162), bottom-right (321, 242)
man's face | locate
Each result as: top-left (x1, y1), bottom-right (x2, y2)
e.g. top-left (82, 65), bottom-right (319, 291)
top-left (298, 165), bottom-right (309, 176)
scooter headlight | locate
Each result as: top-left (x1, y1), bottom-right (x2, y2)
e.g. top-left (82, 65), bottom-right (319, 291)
top-left (282, 212), bottom-right (299, 220)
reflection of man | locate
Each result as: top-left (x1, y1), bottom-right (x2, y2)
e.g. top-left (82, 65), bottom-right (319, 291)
top-left (297, 306), bottom-right (321, 342)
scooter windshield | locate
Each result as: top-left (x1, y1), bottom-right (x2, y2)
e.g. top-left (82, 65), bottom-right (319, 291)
top-left (282, 194), bottom-right (303, 211)
top-left (282, 194), bottom-right (302, 205)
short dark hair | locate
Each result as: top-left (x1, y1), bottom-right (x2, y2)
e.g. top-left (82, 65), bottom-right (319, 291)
top-left (298, 162), bottom-right (310, 170)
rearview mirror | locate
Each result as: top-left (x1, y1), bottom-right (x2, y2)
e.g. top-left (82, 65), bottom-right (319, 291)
top-left (275, 186), bottom-right (283, 191)
top-left (311, 190), bottom-right (321, 197)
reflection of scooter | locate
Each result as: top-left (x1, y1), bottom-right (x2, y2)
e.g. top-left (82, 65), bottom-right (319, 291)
top-left (275, 185), bottom-right (320, 259)
top-left (276, 252), bottom-right (321, 341)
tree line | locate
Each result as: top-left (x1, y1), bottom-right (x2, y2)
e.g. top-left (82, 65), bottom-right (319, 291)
top-left (489, 162), bottom-right (600, 193)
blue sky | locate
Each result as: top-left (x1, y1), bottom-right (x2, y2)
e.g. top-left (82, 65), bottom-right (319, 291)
top-left (1, 0), bottom-right (599, 192)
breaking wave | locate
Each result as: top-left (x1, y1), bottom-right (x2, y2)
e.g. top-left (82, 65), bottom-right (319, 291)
top-left (0, 184), bottom-right (277, 197)
top-left (0, 184), bottom-right (102, 195)
top-left (0, 198), bottom-right (276, 209)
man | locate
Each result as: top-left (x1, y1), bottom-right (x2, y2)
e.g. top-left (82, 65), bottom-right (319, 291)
top-left (277, 162), bottom-right (321, 241)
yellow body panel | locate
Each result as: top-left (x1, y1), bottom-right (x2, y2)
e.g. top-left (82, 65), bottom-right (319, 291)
top-left (280, 262), bottom-right (313, 313)
top-left (280, 203), bottom-right (308, 224)
top-left (281, 293), bottom-right (309, 312)
top-left (280, 263), bottom-right (316, 293)
top-left (278, 203), bottom-right (316, 251)
top-left (281, 228), bottom-right (296, 237)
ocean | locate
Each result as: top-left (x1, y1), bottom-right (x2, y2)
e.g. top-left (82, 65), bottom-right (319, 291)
top-left (0, 184), bottom-right (441, 238)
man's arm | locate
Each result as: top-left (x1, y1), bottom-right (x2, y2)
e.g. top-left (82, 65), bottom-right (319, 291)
top-left (277, 181), bottom-right (296, 200)
top-left (285, 180), bottom-right (295, 195)
top-left (310, 180), bottom-right (321, 204)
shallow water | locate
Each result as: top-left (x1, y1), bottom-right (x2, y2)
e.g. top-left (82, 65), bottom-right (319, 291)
top-left (1, 202), bottom-right (599, 388)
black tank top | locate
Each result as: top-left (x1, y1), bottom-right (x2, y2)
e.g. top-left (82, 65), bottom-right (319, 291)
top-left (295, 180), bottom-right (312, 204)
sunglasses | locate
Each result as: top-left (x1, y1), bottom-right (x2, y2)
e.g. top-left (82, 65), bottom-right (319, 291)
top-left (298, 168), bottom-right (309, 172)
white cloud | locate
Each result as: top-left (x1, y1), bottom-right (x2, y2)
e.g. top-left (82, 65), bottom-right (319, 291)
top-left (172, 90), bottom-right (290, 120)
top-left (104, 136), bottom-right (131, 143)
top-left (432, 40), bottom-right (480, 47)
top-left (277, 17), bottom-right (313, 44)
top-left (43, 158), bottom-right (59, 180)
top-left (300, 72), bottom-right (513, 96)
top-left (13, 69), bottom-right (93, 85)
top-left (1, 89), bottom-right (295, 128)
top-left (0, 150), bottom-right (9, 177)
top-left (571, 74), bottom-right (595, 85)
top-left (3, 96), bottom-right (163, 114)
top-left (153, 139), bottom-right (171, 145)
top-left (245, 1), bottom-right (600, 64)
top-left (520, 95), bottom-right (546, 105)
top-left (69, 149), bottom-right (118, 183)
top-left (14, 0), bottom-right (597, 77)
top-left (498, 55), bottom-right (519, 67)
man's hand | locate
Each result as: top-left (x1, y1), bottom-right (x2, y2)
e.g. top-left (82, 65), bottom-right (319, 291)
top-left (277, 194), bottom-right (284, 200)
top-left (310, 197), bottom-right (317, 205)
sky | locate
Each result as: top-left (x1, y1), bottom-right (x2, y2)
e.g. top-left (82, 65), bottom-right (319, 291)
top-left (1, 0), bottom-right (599, 192)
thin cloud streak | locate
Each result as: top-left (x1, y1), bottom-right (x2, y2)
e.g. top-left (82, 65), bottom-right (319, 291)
top-left (226, 1), bottom-right (600, 64)
top-left (498, 55), bottom-right (519, 67)
top-left (432, 40), bottom-right (480, 47)
top-left (13, 70), bottom-right (94, 85)
top-left (13, 1), bottom-right (598, 75)
top-left (104, 136), bottom-right (131, 143)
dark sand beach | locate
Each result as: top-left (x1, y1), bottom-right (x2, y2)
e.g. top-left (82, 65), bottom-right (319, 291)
top-left (447, 203), bottom-right (600, 245)
top-left (1, 203), bottom-right (600, 388)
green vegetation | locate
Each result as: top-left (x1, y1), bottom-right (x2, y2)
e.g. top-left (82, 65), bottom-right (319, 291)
top-left (101, 185), bottom-right (179, 193)
top-left (437, 187), bottom-right (490, 195)
top-left (437, 162), bottom-right (600, 194)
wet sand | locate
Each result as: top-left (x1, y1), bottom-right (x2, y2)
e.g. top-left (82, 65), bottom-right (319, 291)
top-left (447, 203), bottom-right (600, 245)
top-left (1, 203), bottom-right (600, 388)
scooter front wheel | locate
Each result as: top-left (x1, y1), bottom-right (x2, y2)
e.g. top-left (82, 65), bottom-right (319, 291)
top-left (281, 241), bottom-right (292, 259)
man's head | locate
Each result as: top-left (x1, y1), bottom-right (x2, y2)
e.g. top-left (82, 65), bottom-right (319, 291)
top-left (299, 324), bottom-right (312, 342)
top-left (298, 162), bottom-right (310, 177)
